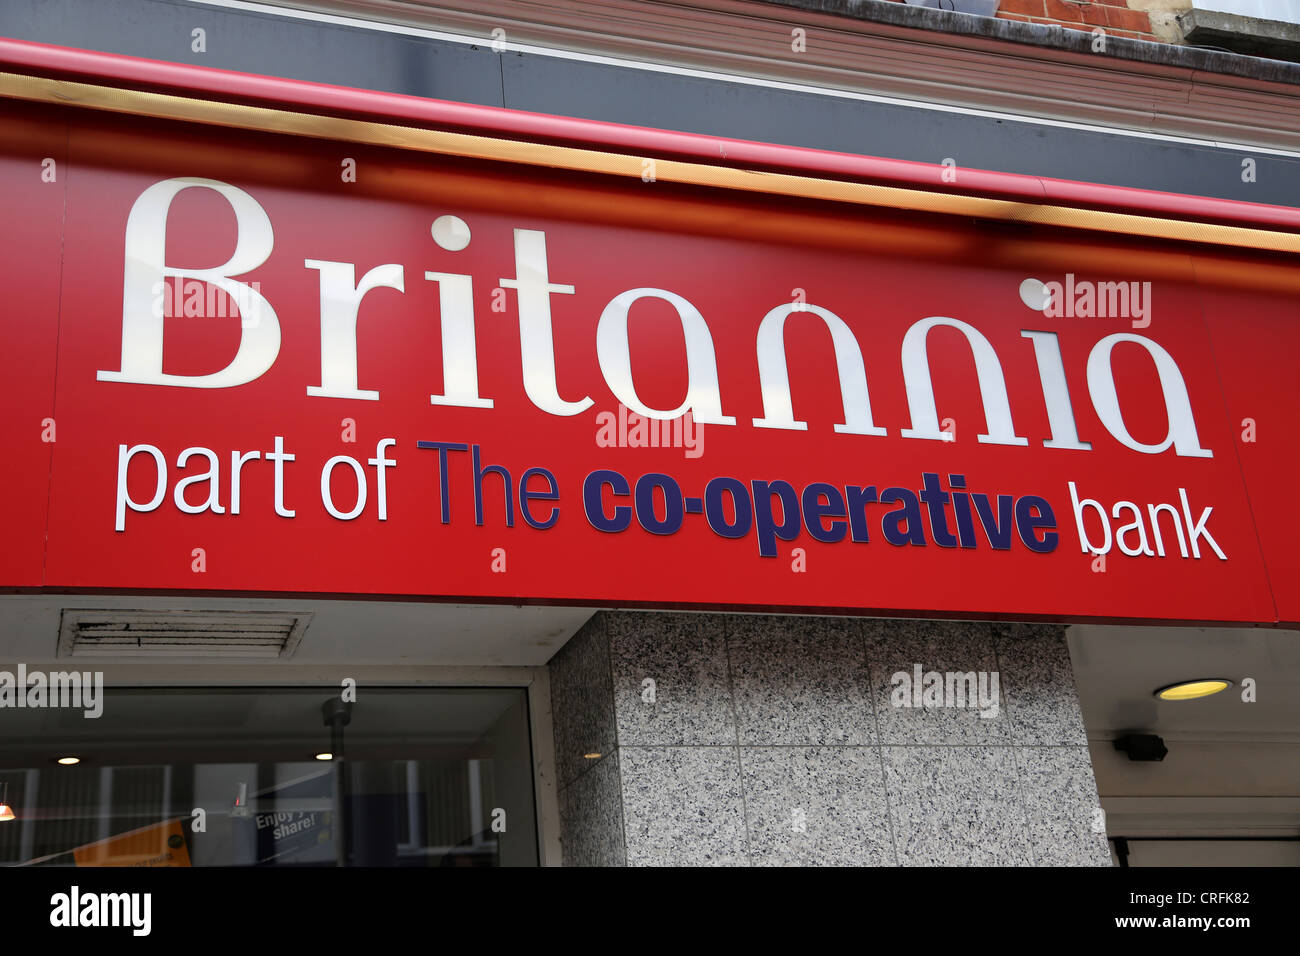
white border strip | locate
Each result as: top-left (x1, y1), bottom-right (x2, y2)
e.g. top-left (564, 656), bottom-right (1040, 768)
top-left (180, 0), bottom-right (1300, 158)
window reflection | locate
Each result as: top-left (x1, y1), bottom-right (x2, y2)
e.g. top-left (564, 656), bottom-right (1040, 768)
top-left (0, 687), bottom-right (537, 866)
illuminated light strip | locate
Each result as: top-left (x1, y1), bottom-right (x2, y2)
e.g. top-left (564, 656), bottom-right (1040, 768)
top-left (2, 70), bottom-right (1299, 255)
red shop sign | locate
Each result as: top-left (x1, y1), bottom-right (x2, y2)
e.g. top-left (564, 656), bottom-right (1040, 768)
top-left (2, 101), bottom-right (1297, 624)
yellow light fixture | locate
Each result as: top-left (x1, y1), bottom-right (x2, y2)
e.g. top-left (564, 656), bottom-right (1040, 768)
top-left (0, 782), bottom-right (14, 822)
top-left (315, 752), bottom-right (333, 761)
top-left (1155, 679), bottom-right (1232, 701)
top-left (56, 756), bottom-right (80, 766)
top-left (583, 752), bottom-right (602, 760)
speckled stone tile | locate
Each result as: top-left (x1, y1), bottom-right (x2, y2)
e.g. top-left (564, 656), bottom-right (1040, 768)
top-left (865, 619), bottom-right (1010, 745)
top-left (882, 746), bottom-right (1031, 866)
top-left (740, 747), bottom-right (894, 865)
top-left (607, 611), bottom-right (736, 746)
top-left (996, 623), bottom-right (1088, 745)
top-left (547, 613), bottom-right (616, 789)
top-left (558, 751), bottom-right (627, 867)
top-left (619, 746), bottom-right (748, 866)
top-left (1015, 746), bottom-right (1112, 866)
top-left (728, 615), bottom-right (875, 745)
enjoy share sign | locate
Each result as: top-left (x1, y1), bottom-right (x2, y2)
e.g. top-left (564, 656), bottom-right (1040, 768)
top-left (2, 101), bottom-right (1296, 623)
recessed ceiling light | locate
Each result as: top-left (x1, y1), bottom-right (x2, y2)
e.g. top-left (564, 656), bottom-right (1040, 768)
top-left (315, 752), bottom-right (333, 761)
top-left (583, 752), bottom-right (602, 760)
top-left (1155, 679), bottom-right (1232, 701)
top-left (55, 756), bottom-right (80, 765)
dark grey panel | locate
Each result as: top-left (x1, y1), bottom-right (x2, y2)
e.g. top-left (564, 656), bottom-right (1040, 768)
top-left (2, 0), bottom-right (1297, 208)
top-left (500, 52), bottom-right (1300, 208)
top-left (0, 0), bottom-right (504, 106)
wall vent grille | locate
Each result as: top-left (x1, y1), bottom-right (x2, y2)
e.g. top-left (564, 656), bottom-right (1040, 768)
top-left (56, 610), bottom-right (311, 659)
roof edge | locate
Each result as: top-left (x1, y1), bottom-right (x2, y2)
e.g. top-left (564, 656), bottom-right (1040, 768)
top-left (760, 0), bottom-right (1300, 86)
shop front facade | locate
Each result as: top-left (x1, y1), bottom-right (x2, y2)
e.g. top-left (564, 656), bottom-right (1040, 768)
top-left (0, 0), bottom-right (1298, 868)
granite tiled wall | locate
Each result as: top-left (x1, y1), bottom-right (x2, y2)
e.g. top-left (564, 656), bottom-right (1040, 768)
top-left (548, 611), bottom-right (1110, 867)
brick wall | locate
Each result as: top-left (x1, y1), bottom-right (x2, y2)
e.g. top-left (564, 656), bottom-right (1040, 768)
top-left (877, 0), bottom-right (1164, 43)
top-left (997, 0), bottom-right (1157, 40)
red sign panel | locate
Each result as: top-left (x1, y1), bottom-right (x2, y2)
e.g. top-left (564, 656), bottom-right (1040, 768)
top-left (3, 101), bottom-right (1297, 623)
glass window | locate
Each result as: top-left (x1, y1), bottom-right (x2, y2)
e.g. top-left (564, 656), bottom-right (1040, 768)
top-left (0, 687), bottom-right (538, 867)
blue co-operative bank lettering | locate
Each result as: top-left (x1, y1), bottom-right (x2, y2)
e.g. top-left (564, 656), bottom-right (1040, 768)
top-left (416, 442), bottom-right (1057, 558)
